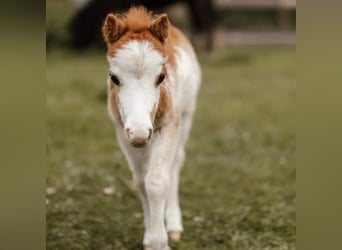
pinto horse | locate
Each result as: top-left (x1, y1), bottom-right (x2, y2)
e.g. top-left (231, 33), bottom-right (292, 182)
top-left (102, 7), bottom-right (201, 250)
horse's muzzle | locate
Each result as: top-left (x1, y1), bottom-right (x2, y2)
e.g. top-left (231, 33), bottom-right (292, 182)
top-left (126, 127), bottom-right (152, 148)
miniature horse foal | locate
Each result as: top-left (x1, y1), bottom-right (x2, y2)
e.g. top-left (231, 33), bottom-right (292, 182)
top-left (102, 7), bottom-right (201, 250)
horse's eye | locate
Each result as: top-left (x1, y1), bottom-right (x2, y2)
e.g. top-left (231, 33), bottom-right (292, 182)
top-left (110, 74), bottom-right (120, 86)
top-left (157, 73), bottom-right (165, 85)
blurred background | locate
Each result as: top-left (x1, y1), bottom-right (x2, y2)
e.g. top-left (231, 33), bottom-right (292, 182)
top-left (47, 1), bottom-right (295, 249)
top-left (47, 0), bottom-right (296, 50)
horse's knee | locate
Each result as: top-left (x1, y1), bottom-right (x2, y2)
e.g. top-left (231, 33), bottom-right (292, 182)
top-left (145, 170), bottom-right (169, 201)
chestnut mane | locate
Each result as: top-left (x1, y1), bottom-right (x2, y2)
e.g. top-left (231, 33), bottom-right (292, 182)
top-left (121, 6), bottom-right (154, 32)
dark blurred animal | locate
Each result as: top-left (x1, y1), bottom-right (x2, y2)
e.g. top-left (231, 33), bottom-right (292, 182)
top-left (69, 0), bottom-right (214, 50)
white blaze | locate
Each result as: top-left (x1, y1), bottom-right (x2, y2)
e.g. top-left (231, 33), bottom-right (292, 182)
top-left (107, 40), bottom-right (165, 141)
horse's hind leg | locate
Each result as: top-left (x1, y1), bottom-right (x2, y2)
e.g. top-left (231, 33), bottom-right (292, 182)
top-left (165, 147), bottom-right (185, 241)
top-left (165, 112), bottom-right (194, 241)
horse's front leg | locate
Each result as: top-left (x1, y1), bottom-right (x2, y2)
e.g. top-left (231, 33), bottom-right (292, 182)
top-left (165, 148), bottom-right (185, 241)
top-left (144, 125), bottom-right (179, 250)
top-left (132, 173), bottom-right (151, 247)
top-left (145, 164), bottom-right (170, 250)
top-left (116, 131), bottom-right (152, 248)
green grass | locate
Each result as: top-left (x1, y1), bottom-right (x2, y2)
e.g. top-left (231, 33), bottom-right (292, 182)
top-left (47, 47), bottom-right (295, 250)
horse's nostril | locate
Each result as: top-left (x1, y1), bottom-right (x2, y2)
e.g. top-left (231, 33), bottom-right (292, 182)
top-left (148, 128), bottom-right (152, 139)
top-left (126, 128), bottom-right (132, 138)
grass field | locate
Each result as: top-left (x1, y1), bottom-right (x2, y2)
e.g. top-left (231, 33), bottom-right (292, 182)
top-left (46, 47), bottom-right (295, 250)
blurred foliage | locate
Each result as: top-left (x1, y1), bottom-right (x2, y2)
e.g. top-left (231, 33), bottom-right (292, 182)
top-left (47, 47), bottom-right (295, 249)
top-left (46, 0), bottom-right (75, 49)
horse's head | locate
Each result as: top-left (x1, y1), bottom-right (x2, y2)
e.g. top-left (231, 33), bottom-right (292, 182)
top-left (103, 8), bottom-right (170, 148)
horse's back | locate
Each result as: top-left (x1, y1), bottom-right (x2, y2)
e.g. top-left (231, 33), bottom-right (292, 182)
top-left (167, 27), bottom-right (201, 115)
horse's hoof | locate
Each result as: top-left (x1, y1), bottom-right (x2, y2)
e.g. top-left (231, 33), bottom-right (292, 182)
top-left (143, 246), bottom-right (151, 250)
top-left (168, 231), bottom-right (182, 241)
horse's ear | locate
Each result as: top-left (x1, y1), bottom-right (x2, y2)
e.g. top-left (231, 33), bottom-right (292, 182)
top-left (102, 13), bottom-right (125, 44)
top-left (150, 14), bottom-right (170, 42)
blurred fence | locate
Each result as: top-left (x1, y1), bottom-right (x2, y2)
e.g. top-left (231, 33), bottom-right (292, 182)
top-left (215, 0), bottom-right (296, 28)
top-left (210, 0), bottom-right (296, 47)
top-left (46, 0), bottom-right (296, 51)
